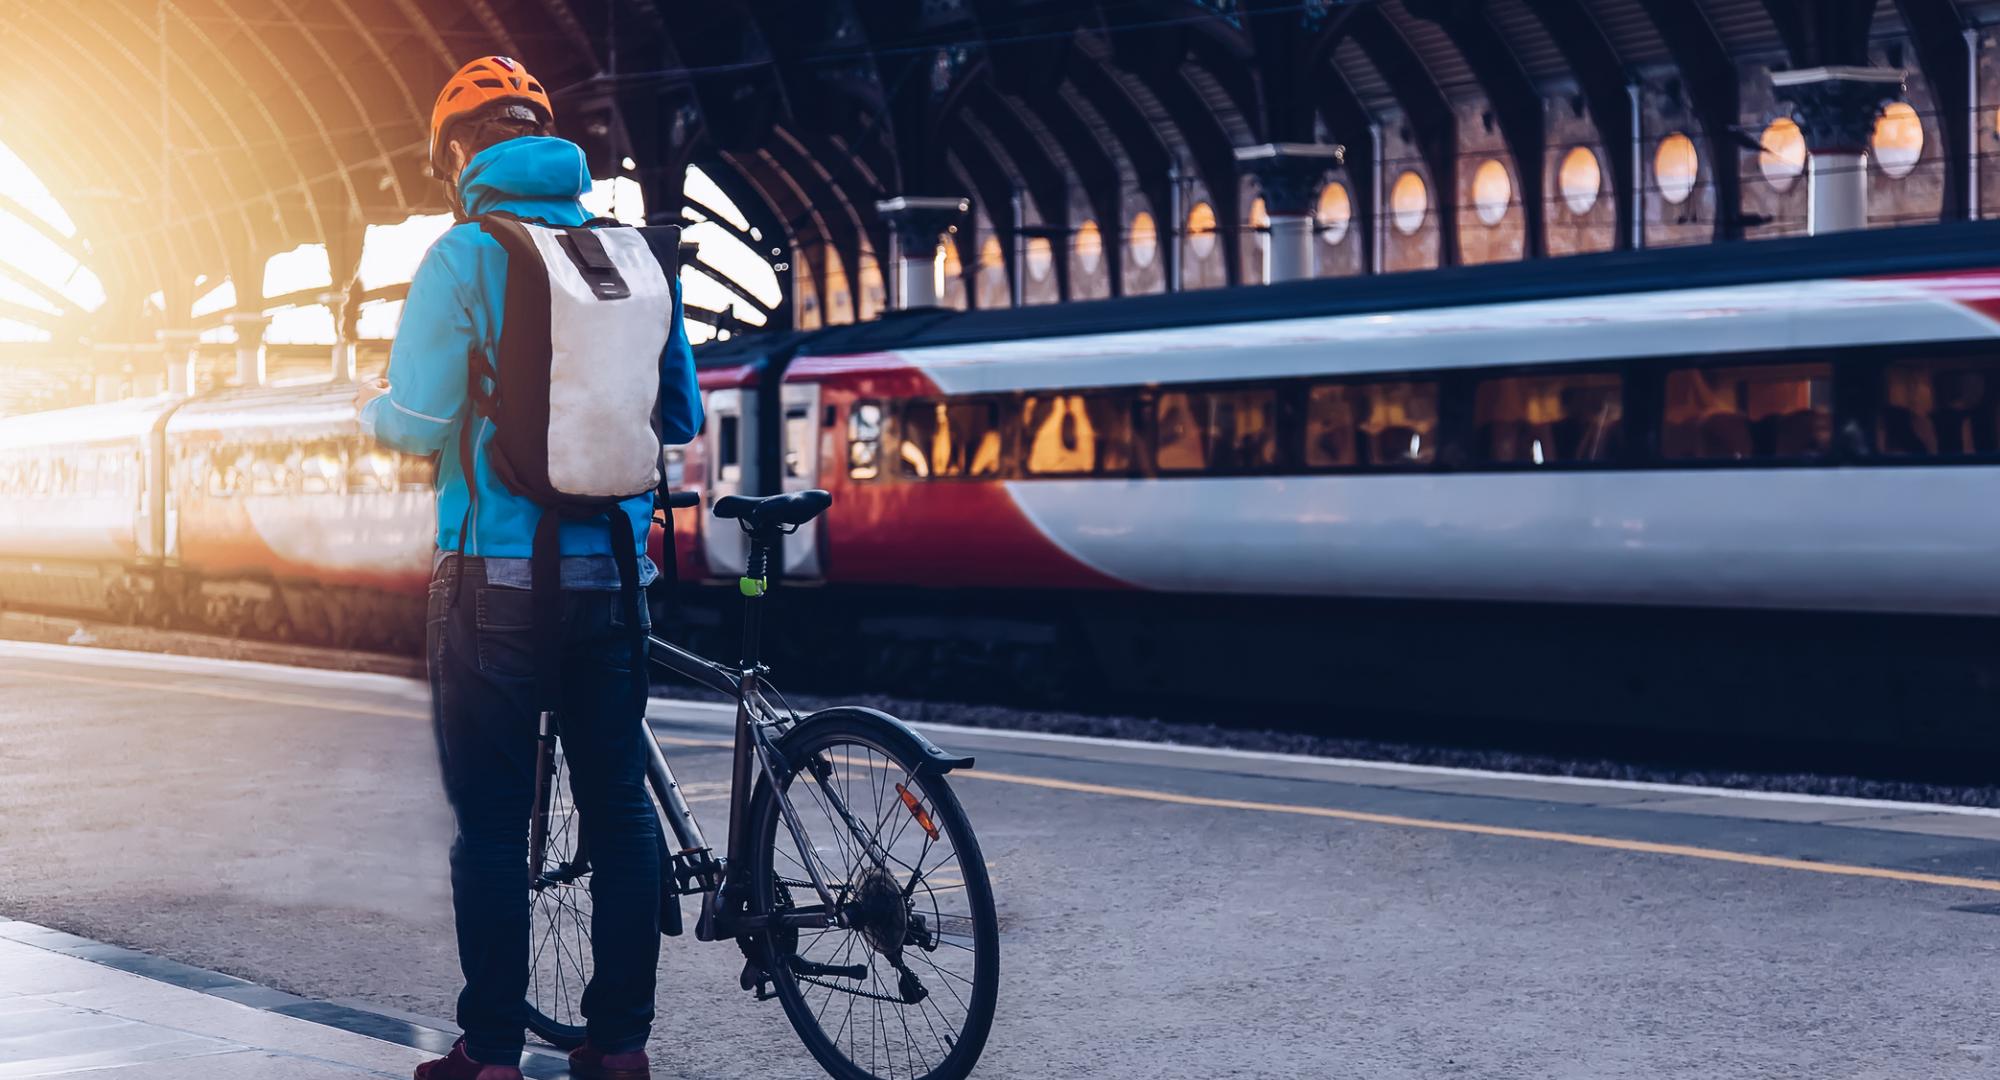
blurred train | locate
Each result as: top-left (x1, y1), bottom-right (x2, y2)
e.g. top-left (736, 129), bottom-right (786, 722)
top-left (9, 221), bottom-right (2000, 753)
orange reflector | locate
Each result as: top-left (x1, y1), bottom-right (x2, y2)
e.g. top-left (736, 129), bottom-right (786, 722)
top-left (896, 782), bottom-right (940, 841)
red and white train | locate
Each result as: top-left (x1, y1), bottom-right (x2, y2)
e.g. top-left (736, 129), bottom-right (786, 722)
top-left (7, 223), bottom-right (2000, 747)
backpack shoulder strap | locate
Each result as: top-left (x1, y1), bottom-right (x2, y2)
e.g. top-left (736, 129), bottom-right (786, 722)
top-left (638, 224), bottom-right (684, 282)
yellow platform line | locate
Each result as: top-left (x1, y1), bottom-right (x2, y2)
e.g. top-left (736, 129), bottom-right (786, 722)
top-left (14, 665), bottom-right (1999, 894)
top-left (950, 769), bottom-right (2000, 895)
top-left (11, 667), bottom-right (422, 719)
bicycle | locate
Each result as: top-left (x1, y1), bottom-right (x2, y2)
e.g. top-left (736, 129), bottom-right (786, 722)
top-left (519, 489), bottom-right (1000, 1080)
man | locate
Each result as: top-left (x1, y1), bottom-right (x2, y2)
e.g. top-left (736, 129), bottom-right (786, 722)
top-left (358, 56), bottom-right (700, 1080)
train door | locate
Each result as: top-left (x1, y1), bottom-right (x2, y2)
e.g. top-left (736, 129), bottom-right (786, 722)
top-left (135, 443), bottom-right (157, 560)
top-left (780, 383), bottom-right (823, 579)
top-left (150, 421), bottom-right (177, 562)
top-left (702, 388), bottom-right (753, 577)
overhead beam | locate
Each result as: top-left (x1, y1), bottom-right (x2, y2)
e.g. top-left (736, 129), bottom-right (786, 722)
top-left (1344, 5), bottom-right (1460, 265)
top-left (1894, 0), bottom-right (1971, 221)
top-left (1633, 0), bottom-right (1744, 241)
top-left (1406, 0), bottom-right (1546, 258)
top-left (1520, 0), bottom-right (1637, 250)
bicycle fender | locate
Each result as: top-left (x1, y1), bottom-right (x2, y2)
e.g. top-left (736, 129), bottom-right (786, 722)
top-left (779, 706), bottom-right (974, 774)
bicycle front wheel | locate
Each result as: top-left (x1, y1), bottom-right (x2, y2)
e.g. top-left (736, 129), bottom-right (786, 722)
top-left (746, 709), bottom-right (999, 1080)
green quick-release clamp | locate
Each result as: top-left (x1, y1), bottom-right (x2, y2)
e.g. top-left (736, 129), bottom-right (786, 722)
top-left (739, 575), bottom-right (768, 597)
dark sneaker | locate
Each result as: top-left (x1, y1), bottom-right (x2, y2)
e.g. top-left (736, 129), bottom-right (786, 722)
top-left (569, 1043), bottom-right (652, 1080)
top-left (412, 1038), bottom-right (523, 1080)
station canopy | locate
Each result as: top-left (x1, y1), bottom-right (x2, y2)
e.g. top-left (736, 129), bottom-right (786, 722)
top-left (3, 0), bottom-right (1998, 354)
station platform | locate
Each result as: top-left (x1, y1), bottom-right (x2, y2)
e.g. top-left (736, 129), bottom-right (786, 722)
top-left (2, 639), bottom-right (1999, 1078)
top-left (0, 919), bottom-right (432, 1079)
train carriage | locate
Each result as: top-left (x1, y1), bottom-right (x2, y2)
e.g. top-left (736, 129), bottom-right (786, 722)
top-left (7, 222), bottom-right (2000, 750)
top-left (164, 383), bottom-right (437, 647)
top-left (0, 395), bottom-right (179, 621)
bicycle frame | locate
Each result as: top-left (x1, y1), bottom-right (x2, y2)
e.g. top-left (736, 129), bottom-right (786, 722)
top-left (636, 531), bottom-right (844, 939)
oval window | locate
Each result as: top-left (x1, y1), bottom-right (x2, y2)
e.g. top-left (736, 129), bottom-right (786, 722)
top-left (1873, 101), bottom-right (1923, 179)
top-left (1025, 236), bottom-right (1054, 281)
top-left (1186, 201), bottom-right (1218, 260)
top-left (1318, 181), bottom-right (1351, 245)
top-left (1559, 146), bottom-right (1601, 215)
top-left (1472, 159), bottom-right (1511, 226)
top-left (1655, 132), bottom-right (1699, 205)
top-left (1128, 211), bottom-right (1158, 268)
top-left (1761, 116), bottom-right (1807, 192)
top-left (1074, 220), bottom-right (1103, 273)
top-left (1390, 171), bottom-right (1428, 236)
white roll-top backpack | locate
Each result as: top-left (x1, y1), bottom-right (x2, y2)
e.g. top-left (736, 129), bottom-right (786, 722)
top-left (458, 211), bottom-right (684, 711)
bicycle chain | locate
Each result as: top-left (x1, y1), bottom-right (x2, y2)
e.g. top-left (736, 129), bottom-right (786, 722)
top-left (795, 973), bottom-right (908, 1004)
top-left (772, 876), bottom-right (902, 1003)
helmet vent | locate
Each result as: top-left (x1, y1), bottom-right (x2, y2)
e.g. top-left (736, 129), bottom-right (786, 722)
top-left (473, 78), bottom-right (505, 89)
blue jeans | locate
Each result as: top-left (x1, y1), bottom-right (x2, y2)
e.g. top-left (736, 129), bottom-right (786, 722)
top-left (425, 557), bottom-right (662, 1064)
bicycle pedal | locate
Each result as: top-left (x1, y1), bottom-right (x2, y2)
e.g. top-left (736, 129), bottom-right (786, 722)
top-left (738, 958), bottom-right (776, 1001)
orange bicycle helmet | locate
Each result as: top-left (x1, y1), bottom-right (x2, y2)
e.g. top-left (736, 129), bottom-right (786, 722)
top-left (429, 56), bottom-right (554, 176)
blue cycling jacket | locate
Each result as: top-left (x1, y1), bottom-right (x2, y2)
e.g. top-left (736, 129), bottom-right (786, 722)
top-left (360, 136), bottom-right (702, 558)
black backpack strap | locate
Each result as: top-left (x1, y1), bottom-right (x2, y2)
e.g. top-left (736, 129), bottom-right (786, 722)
top-left (606, 511), bottom-right (649, 714)
top-left (445, 340), bottom-right (497, 616)
top-left (530, 509), bottom-right (564, 713)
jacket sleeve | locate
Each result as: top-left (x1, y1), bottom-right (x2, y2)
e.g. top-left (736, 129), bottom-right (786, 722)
top-left (656, 276), bottom-right (703, 445)
top-left (360, 237), bottom-right (475, 455)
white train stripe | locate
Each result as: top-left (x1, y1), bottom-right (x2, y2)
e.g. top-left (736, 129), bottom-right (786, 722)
top-left (1006, 468), bottom-right (2000, 615)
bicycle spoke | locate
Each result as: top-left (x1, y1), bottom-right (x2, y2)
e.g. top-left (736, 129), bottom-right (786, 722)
top-left (525, 747), bottom-right (595, 1040)
top-left (757, 730), bottom-right (991, 1080)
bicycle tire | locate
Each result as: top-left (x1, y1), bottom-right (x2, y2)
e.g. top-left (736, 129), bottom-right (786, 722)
top-left (745, 709), bottom-right (1000, 1080)
top-left (523, 732), bottom-right (680, 1052)
top-left (520, 736), bottom-right (588, 1056)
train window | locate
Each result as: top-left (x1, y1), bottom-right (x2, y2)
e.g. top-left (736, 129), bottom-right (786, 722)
top-left (1307, 381), bottom-right (1439, 467)
top-left (1155, 388), bottom-right (1279, 473)
top-left (717, 415), bottom-right (741, 483)
top-left (1878, 357), bottom-right (2000, 457)
top-left (1472, 372), bottom-right (1623, 465)
top-left (1022, 394), bottom-right (1134, 476)
top-left (1154, 392), bottom-right (1207, 472)
top-left (301, 442), bottom-right (345, 495)
top-left (661, 445), bottom-right (685, 489)
top-left (347, 445), bottom-right (396, 494)
top-left (954, 402), bottom-right (1004, 476)
top-left (1208, 390), bottom-right (1279, 471)
top-left (783, 406), bottom-right (811, 479)
top-left (849, 400), bottom-right (883, 481)
top-left (209, 450), bottom-right (251, 497)
top-left (1662, 363), bottom-right (1830, 460)
top-left (252, 450), bottom-right (294, 496)
top-left (900, 399), bottom-right (1002, 478)
top-left (400, 453), bottom-right (438, 490)
top-left (900, 400), bottom-right (940, 478)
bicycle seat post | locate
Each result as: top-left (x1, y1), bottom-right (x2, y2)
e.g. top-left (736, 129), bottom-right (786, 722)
top-left (738, 530), bottom-right (773, 672)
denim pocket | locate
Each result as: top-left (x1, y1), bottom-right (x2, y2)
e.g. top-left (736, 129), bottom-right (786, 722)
top-left (473, 586), bottom-right (537, 678)
top-left (608, 591), bottom-right (654, 633)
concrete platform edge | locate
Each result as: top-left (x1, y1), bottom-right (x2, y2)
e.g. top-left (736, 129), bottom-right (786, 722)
top-left (0, 919), bottom-right (573, 1079)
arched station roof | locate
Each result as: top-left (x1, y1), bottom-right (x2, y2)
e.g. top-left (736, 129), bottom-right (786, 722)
top-left (4, 0), bottom-right (1997, 343)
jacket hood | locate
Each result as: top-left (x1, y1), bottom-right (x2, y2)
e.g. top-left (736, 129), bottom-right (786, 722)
top-left (457, 136), bottom-right (592, 217)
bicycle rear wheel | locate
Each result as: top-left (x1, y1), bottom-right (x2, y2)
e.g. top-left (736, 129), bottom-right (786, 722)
top-left (746, 709), bottom-right (999, 1080)
top-left (524, 742), bottom-right (591, 1050)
